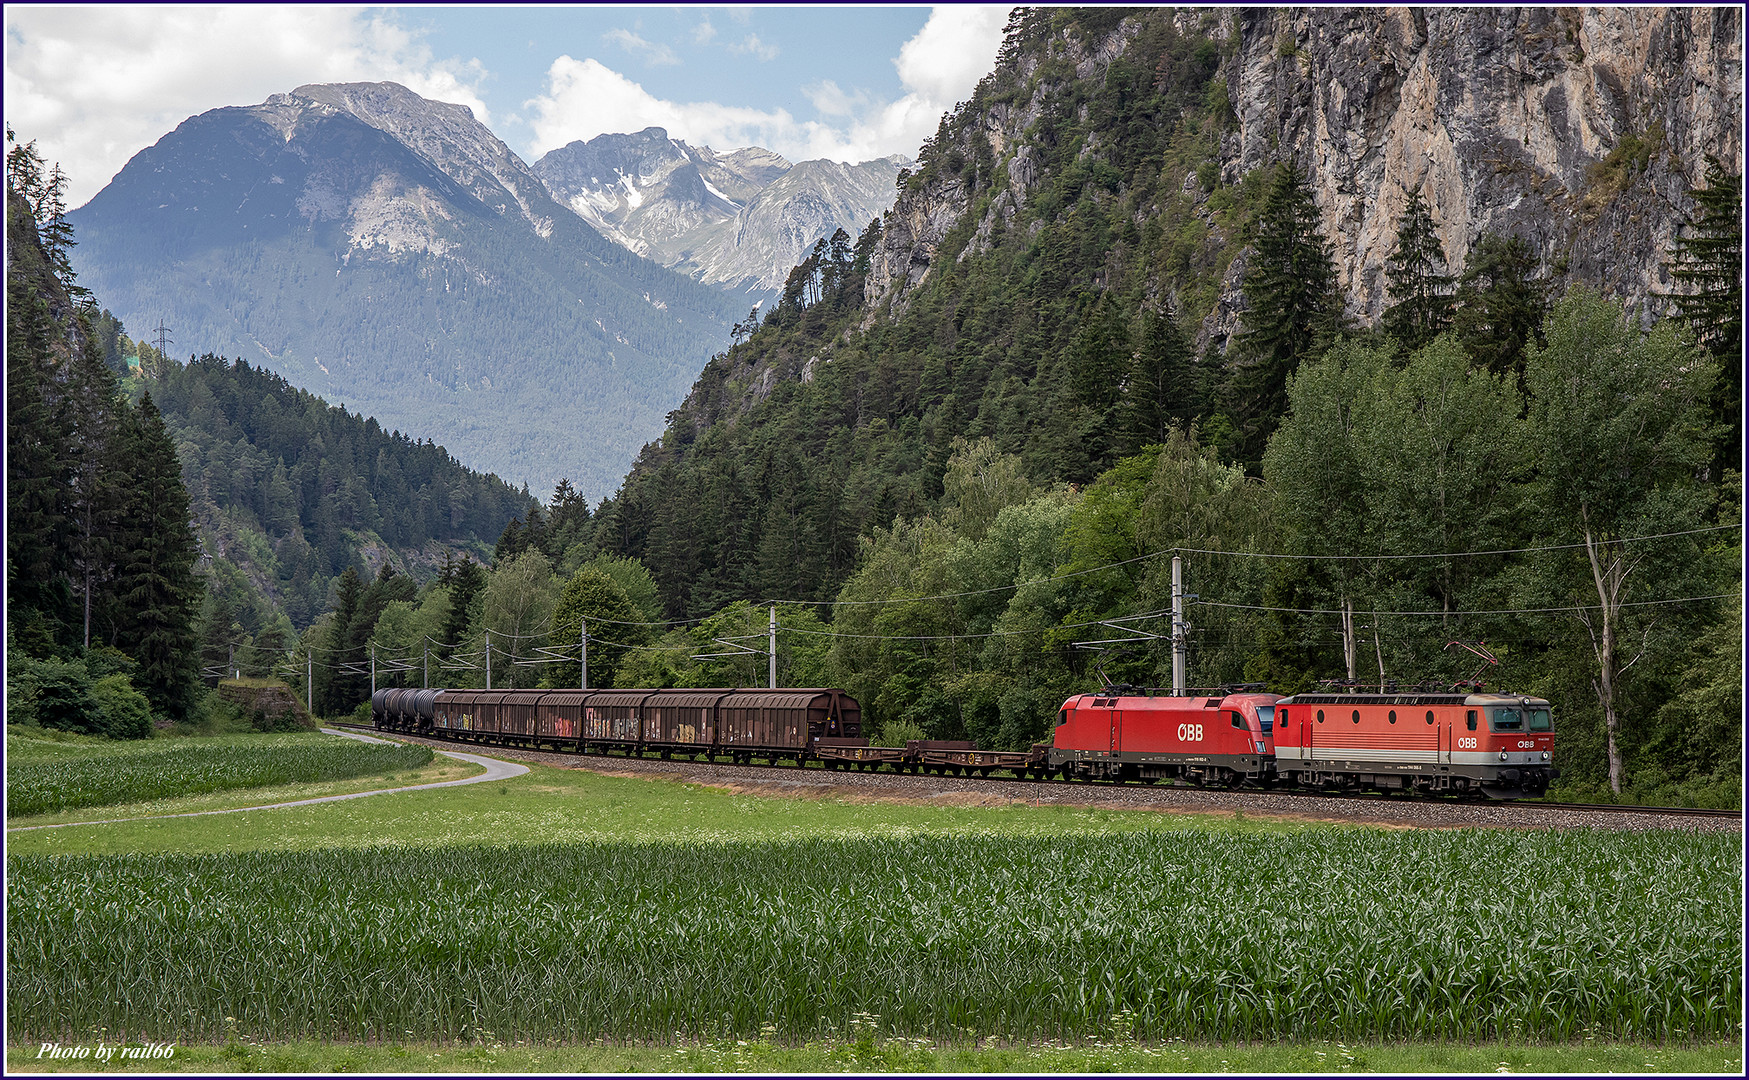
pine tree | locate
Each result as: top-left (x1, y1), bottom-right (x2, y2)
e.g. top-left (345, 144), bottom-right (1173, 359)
top-left (1380, 187), bottom-right (1455, 352)
top-left (1452, 232), bottom-right (1548, 381)
top-left (110, 392), bottom-right (204, 719)
top-left (1229, 160), bottom-right (1342, 467)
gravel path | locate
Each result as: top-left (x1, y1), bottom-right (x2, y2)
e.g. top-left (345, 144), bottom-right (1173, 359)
top-left (368, 731), bottom-right (1740, 834)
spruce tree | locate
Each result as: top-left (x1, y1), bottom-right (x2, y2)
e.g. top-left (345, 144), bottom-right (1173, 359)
top-left (110, 392), bottom-right (204, 718)
top-left (1668, 155), bottom-right (1742, 479)
top-left (1452, 232), bottom-right (1548, 381)
top-left (1380, 187), bottom-right (1455, 352)
top-left (1229, 160), bottom-right (1342, 467)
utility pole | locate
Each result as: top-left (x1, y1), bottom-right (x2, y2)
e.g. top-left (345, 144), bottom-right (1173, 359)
top-left (1171, 556), bottom-right (1187, 695)
top-left (423, 641), bottom-right (428, 690)
top-left (580, 616), bottom-right (588, 690)
top-left (769, 603), bottom-right (777, 689)
top-left (370, 645), bottom-right (376, 697)
top-left (306, 652), bottom-right (313, 718)
top-left (1373, 607), bottom-right (1386, 688)
top-left (1341, 599), bottom-right (1357, 683)
top-left (485, 631), bottom-right (491, 691)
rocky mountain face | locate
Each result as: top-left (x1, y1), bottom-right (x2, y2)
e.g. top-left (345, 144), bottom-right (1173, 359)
top-left (67, 82), bottom-right (744, 500)
top-left (865, 6), bottom-right (1743, 352)
top-left (533, 128), bottom-right (908, 302)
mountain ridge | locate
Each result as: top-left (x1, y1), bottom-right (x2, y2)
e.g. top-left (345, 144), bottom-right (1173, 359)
top-left (66, 82), bottom-right (745, 501)
top-left (533, 127), bottom-right (908, 302)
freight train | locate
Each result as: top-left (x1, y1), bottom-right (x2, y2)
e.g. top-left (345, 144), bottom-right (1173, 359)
top-left (372, 683), bottom-right (1556, 799)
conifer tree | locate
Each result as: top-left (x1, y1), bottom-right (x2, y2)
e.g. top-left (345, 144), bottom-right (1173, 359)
top-left (1229, 160), bottom-right (1342, 467)
top-left (1668, 155), bottom-right (1742, 479)
top-left (110, 392), bottom-right (203, 718)
top-left (1380, 187), bottom-right (1454, 352)
top-left (1452, 232), bottom-right (1548, 381)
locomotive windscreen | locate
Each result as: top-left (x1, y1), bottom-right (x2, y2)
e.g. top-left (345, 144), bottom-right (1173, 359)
top-left (1255, 706), bottom-right (1274, 732)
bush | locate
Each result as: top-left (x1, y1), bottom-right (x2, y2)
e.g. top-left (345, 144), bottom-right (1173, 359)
top-left (349, 701), bottom-right (373, 726)
top-left (7, 654), bottom-right (102, 736)
top-left (90, 675), bottom-right (155, 740)
top-left (878, 720), bottom-right (929, 747)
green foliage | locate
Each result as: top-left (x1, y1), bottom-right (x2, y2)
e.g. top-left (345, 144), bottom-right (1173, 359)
top-left (7, 829), bottom-right (1738, 1043)
top-left (546, 567), bottom-right (642, 688)
top-left (1380, 187), bottom-right (1455, 352)
top-left (90, 674), bottom-right (154, 740)
top-left (1227, 160), bottom-right (1342, 467)
top-left (148, 353), bottom-right (530, 630)
top-left (1667, 155), bottom-right (1743, 478)
top-left (598, 10), bottom-right (1242, 617)
top-left (1452, 232), bottom-right (1549, 381)
top-left (1520, 291), bottom-right (1721, 793)
top-left (5, 732), bottom-right (433, 818)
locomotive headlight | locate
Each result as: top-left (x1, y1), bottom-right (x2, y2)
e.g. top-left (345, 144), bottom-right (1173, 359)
top-left (1542, 751), bottom-right (1550, 761)
top-left (1499, 750), bottom-right (1509, 761)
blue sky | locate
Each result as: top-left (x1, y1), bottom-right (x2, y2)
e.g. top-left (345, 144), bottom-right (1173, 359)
top-left (5, 5), bottom-right (1013, 207)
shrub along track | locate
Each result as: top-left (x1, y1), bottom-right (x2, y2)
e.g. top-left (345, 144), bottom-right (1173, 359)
top-left (341, 727), bottom-right (1740, 834)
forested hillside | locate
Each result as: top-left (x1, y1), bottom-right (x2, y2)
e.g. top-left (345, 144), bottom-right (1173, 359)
top-left (7, 127), bottom-right (533, 732)
top-left (7, 129), bottom-right (202, 728)
top-left (494, 7), bottom-right (1735, 803)
top-left (147, 354), bottom-right (533, 640)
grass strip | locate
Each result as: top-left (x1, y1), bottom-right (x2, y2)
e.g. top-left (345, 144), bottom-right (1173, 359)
top-left (4, 1034), bottom-right (1742, 1074)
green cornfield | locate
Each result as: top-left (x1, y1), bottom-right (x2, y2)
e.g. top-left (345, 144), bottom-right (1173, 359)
top-left (7, 827), bottom-right (1739, 1045)
top-left (5, 735), bottom-right (434, 817)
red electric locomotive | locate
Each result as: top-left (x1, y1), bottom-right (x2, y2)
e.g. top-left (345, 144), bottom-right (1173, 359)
top-left (1050, 689), bottom-right (1282, 784)
top-left (1272, 691), bottom-right (1555, 798)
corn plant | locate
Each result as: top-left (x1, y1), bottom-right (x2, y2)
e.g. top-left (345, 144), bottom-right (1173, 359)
top-left (6, 828), bottom-right (1738, 1045)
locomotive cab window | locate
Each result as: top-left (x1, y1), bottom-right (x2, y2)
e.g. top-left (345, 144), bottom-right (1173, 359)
top-left (1255, 706), bottom-right (1275, 732)
top-left (1466, 710), bottom-right (1478, 731)
top-left (1489, 707), bottom-right (1524, 732)
top-left (1057, 710), bottom-right (1068, 728)
top-left (1231, 711), bottom-right (1246, 729)
top-left (1528, 708), bottom-right (1552, 732)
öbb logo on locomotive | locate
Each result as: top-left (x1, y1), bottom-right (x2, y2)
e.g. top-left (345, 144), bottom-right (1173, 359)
top-left (372, 684), bottom-right (1556, 799)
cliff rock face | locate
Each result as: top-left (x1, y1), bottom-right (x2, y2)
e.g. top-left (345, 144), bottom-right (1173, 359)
top-left (865, 6), bottom-right (1743, 349)
top-left (534, 129), bottom-right (908, 301)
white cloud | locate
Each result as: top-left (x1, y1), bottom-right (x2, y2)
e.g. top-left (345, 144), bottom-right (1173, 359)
top-left (526, 57), bottom-right (803, 157)
top-left (691, 17), bottom-right (717, 45)
top-left (527, 5), bottom-right (1011, 166)
top-left (806, 80), bottom-right (870, 119)
top-left (604, 28), bottom-right (679, 67)
top-left (727, 33), bottom-right (779, 62)
top-left (3, 6), bottom-right (491, 206)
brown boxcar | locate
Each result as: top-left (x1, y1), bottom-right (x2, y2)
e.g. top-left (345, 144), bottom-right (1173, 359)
top-left (536, 692), bottom-right (588, 741)
top-left (641, 689), bottom-right (734, 748)
top-left (718, 691), bottom-right (825, 753)
top-left (432, 690), bottom-right (479, 733)
top-left (585, 690), bottom-right (658, 745)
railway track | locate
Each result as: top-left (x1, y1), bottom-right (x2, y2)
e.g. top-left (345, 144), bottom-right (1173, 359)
top-left (332, 724), bottom-right (1741, 826)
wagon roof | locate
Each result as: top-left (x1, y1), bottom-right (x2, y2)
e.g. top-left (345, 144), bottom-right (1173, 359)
top-left (719, 691), bottom-right (833, 709)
